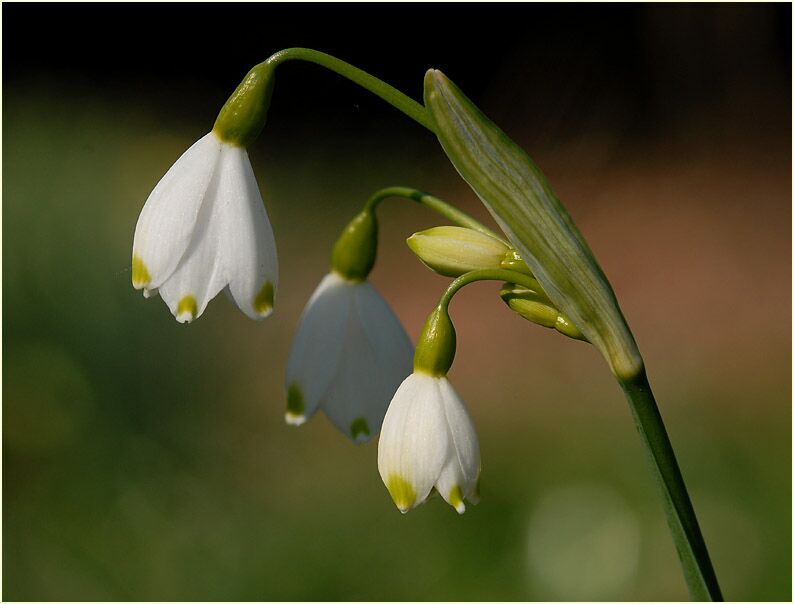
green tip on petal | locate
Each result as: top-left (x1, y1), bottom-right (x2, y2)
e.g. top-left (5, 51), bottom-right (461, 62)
top-left (448, 485), bottom-right (466, 514)
top-left (350, 417), bottom-right (370, 443)
top-left (132, 255), bottom-right (151, 288)
top-left (387, 475), bottom-right (416, 513)
top-left (285, 383), bottom-right (306, 425)
top-left (253, 281), bottom-right (274, 316)
top-left (176, 295), bottom-right (197, 323)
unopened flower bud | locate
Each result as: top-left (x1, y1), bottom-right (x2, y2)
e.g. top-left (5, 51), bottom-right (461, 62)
top-left (407, 226), bottom-right (510, 278)
top-left (500, 284), bottom-right (586, 341)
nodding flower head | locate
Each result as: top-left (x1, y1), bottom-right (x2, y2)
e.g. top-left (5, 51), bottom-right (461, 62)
top-left (378, 304), bottom-right (481, 514)
top-left (131, 131), bottom-right (278, 323)
top-left (284, 209), bottom-right (413, 443)
top-left (377, 371), bottom-right (481, 514)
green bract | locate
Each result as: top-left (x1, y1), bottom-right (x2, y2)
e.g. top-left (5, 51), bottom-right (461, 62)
top-left (413, 305), bottom-right (456, 377)
top-left (423, 69), bottom-right (642, 380)
top-left (213, 62), bottom-right (275, 147)
top-left (330, 209), bottom-right (378, 281)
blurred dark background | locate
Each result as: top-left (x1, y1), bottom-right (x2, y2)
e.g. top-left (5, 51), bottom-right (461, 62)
top-left (4, 3), bottom-right (791, 601)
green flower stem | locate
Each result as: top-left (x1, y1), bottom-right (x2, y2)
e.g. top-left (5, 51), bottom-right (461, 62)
top-left (438, 269), bottom-right (546, 309)
top-left (620, 370), bottom-right (723, 601)
top-left (363, 186), bottom-right (508, 244)
top-left (263, 48), bottom-right (433, 131)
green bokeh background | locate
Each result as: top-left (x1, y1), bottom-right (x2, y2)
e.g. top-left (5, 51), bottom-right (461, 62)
top-left (4, 5), bottom-right (791, 601)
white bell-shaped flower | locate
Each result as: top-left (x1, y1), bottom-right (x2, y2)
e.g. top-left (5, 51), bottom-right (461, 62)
top-left (284, 272), bottom-right (413, 443)
top-left (132, 131), bottom-right (278, 322)
top-left (377, 371), bottom-right (481, 514)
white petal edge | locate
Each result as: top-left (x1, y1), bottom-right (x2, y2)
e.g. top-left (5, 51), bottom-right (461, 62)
top-left (132, 132), bottom-right (223, 289)
top-left (434, 377), bottom-right (481, 513)
top-left (218, 147), bottom-right (279, 319)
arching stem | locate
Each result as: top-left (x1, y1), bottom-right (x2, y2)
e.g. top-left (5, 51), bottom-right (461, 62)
top-left (363, 187), bottom-right (508, 244)
top-left (438, 269), bottom-right (545, 309)
top-left (263, 48), bottom-right (433, 131)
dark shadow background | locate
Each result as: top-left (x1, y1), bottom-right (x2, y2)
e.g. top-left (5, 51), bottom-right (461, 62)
top-left (4, 3), bottom-right (791, 601)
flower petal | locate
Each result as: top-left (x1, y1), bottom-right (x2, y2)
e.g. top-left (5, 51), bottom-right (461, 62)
top-left (319, 282), bottom-right (413, 443)
top-left (132, 132), bottom-right (222, 289)
top-left (158, 158), bottom-right (228, 323)
top-left (434, 377), bottom-right (481, 513)
top-left (377, 373), bottom-right (448, 512)
top-left (354, 282), bottom-right (414, 387)
top-left (217, 146), bottom-right (279, 319)
top-left (284, 273), bottom-right (352, 424)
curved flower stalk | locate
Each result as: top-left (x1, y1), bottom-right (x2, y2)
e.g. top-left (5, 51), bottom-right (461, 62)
top-left (284, 210), bottom-right (413, 442)
top-left (379, 303), bottom-right (480, 514)
top-left (132, 132), bottom-right (277, 322)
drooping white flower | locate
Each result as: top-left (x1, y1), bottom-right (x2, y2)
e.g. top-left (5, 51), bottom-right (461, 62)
top-left (378, 371), bottom-right (481, 514)
top-left (132, 131), bottom-right (277, 322)
top-left (284, 272), bottom-right (413, 443)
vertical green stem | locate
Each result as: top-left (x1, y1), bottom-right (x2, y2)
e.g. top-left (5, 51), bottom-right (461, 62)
top-left (619, 369), bottom-right (723, 601)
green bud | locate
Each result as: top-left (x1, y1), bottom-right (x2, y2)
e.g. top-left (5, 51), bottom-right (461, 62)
top-left (500, 284), bottom-right (586, 341)
top-left (330, 209), bottom-right (378, 282)
top-left (414, 304), bottom-right (456, 377)
top-left (424, 69), bottom-right (641, 379)
top-left (406, 226), bottom-right (510, 278)
top-left (213, 62), bottom-right (275, 147)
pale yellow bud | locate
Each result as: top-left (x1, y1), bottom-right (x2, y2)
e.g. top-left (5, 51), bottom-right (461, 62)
top-left (407, 226), bottom-right (510, 278)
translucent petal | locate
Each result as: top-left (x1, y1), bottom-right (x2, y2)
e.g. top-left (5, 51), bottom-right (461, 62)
top-left (320, 282), bottom-right (413, 443)
top-left (132, 132), bottom-right (222, 289)
top-left (218, 147), bottom-right (279, 319)
top-left (377, 373), bottom-right (449, 511)
top-left (284, 274), bottom-right (352, 422)
top-left (354, 282), bottom-right (414, 389)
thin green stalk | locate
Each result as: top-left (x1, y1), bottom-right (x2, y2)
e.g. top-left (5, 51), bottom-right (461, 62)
top-left (363, 186), bottom-right (508, 244)
top-left (438, 269), bottom-right (545, 308)
top-left (263, 48), bottom-right (433, 131)
top-left (620, 369), bottom-right (722, 601)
